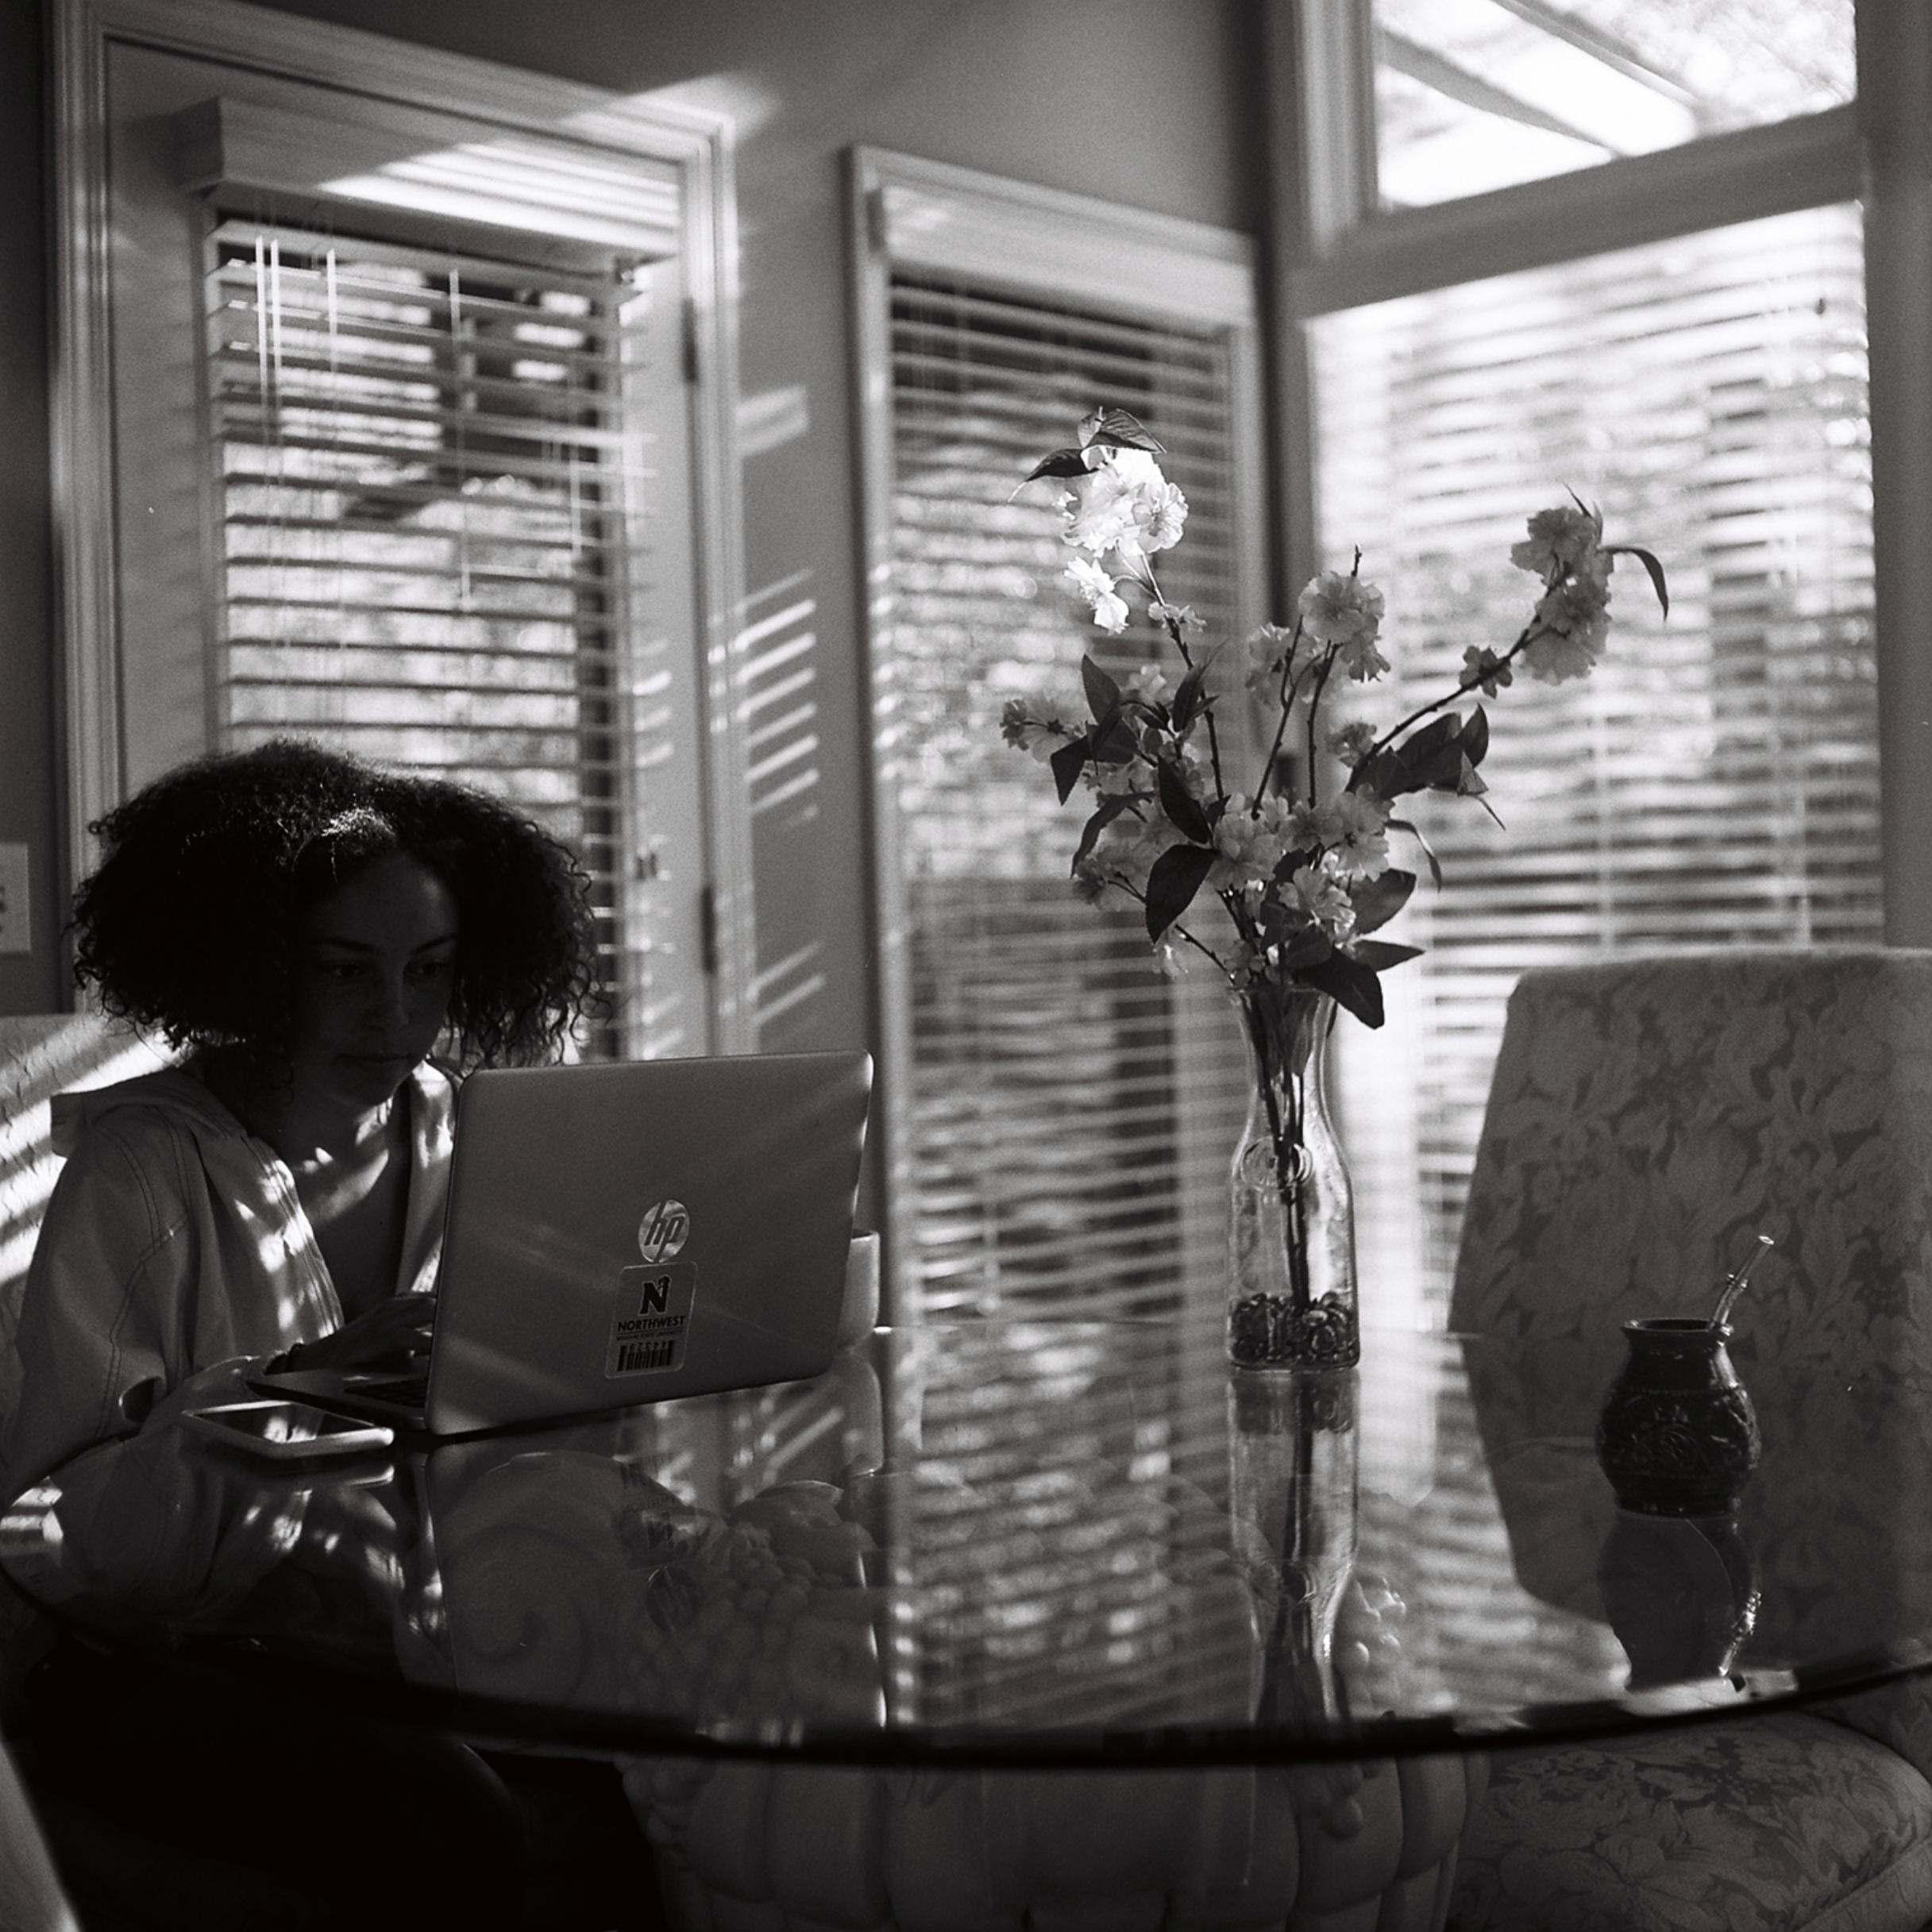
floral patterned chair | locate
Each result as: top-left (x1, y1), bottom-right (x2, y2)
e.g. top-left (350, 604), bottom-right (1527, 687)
top-left (1445, 949), bottom-right (1932, 1932)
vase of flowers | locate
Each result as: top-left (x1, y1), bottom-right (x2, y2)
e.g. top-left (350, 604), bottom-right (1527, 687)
top-left (1001, 410), bottom-right (1665, 1367)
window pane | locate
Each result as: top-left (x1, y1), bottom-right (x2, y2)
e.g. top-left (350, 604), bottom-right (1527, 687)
top-left (886, 277), bottom-right (1251, 1319)
top-left (1309, 203), bottom-right (1876, 1313)
top-left (203, 224), bottom-right (683, 1059)
top-left (1375, 0), bottom-right (1856, 207)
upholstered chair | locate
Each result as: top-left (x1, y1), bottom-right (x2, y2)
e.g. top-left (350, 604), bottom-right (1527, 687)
top-left (1446, 949), bottom-right (1932, 1932)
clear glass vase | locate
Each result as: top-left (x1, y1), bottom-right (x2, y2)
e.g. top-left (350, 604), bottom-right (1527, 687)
top-left (1226, 982), bottom-right (1360, 1369)
top-left (1228, 1367), bottom-right (1360, 1727)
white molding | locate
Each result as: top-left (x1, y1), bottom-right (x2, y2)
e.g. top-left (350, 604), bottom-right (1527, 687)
top-left (51, 0), bottom-right (122, 924)
top-left (1290, 104), bottom-right (1863, 314)
top-left (52, 0), bottom-right (754, 1047)
top-left (62, 0), bottom-right (726, 160)
top-left (1292, 0), bottom-right (1379, 253)
top-left (843, 148), bottom-right (913, 1317)
top-left (1861, 0), bottom-right (1932, 943)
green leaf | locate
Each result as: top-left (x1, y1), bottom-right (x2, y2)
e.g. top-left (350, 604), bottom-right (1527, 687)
top-left (1144, 843), bottom-right (1214, 941)
top-left (1400, 711), bottom-right (1463, 763)
top-left (1050, 738), bottom-right (1090, 804)
top-left (1276, 927), bottom-right (1333, 971)
top-left (1170, 664), bottom-right (1207, 734)
top-left (1610, 545), bottom-right (1671, 619)
top-left (1387, 817), bottom-right (1443, 889)
top-left (1157, 762), bottom-right (1213, 845)
top-left (1356, 711), bottom-right (1467, 800)
top-left (1348, 867), bottom-right (1415, 936)
top-left (1298, 950), bottom-right (1386, 1028)
top-left (1463, 704), bottom-right (1490, 769)
top-left (1071, 793), bottom-right (1130, 872)
top-left (1020, 447), bottom-right (1092, 483)
top-left (1082, 407), bottom-right (1165, 455)
top-left (1090, 712), bottom-right (1141, 765)
top-left (1352, 746), bottom-right (1409, 800)
top-left (1348, 939), bottom-right (1424, 974)
top-left (1082, 654), bottom-right (1123, 724)
top-left (1271, 844), bottom-right (1321, 885)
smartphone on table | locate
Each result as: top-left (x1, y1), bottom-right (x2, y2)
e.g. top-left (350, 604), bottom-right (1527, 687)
top-left (183, 1400), bottom-right (393, 1460)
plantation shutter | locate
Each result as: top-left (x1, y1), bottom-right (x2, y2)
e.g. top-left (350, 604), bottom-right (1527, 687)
top-left (202, 218), bottom-right (689, 1059)
top-left (881, 273), bottom-right (1255, 1321)
top-left (1310, 202), bottom-right (1880, 1309)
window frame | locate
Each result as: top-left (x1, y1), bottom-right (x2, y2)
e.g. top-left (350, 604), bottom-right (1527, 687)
top-left (845, 145), bottom-right (1270, 1324)
top-left (1269, 0), bottom-right (1932, 947)
top-left (51, 0), bottom-right (758, 1047)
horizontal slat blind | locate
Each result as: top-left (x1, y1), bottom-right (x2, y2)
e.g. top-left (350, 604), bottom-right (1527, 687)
top-left (1310, 202), bottom-right (1878, 1312)
top-left (888, 275), bottom-right (1251, 1318)
top-left (203, 220), bottom-right (660, 1056)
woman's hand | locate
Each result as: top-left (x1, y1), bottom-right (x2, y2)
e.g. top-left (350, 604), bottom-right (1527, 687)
top-left (289, 1293), bottom-right (437, 1372)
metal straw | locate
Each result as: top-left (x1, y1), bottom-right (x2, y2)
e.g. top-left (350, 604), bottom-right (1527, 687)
top-left (1710, 1233), bottom-right (1776, 1330)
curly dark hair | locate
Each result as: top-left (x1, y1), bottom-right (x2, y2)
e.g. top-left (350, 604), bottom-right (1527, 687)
top-left (71, 739), bottom-right (600, 1067)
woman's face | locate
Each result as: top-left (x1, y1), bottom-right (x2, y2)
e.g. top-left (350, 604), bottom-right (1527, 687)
top-left (287, 851), bottom-right (461, 1115)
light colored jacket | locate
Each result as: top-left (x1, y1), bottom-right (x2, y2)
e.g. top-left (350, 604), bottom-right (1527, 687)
top-left (2, 1062), bottom-right (453, 1494)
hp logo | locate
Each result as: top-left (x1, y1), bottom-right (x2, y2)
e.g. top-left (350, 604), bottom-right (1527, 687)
top-left (637, 1199), bottom-right (691, 1263)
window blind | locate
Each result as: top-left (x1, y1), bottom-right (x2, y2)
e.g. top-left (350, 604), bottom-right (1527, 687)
top-left (885, 274), bottom-right (1252, 1319)
top-left (202, 219), bottom-right (670, 1057)
top-left (1309, 202), bottom-right (1878, 1310)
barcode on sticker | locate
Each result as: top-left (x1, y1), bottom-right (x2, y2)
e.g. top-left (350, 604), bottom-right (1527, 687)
top-left (616, 1336), bottom-right (677, 1373)
top-left (607, 1261), bottom-right (697, 1377)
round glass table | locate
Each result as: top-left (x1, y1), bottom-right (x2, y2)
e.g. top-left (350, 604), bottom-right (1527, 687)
top-left (6, 1318), bottom-right (1929, 1929)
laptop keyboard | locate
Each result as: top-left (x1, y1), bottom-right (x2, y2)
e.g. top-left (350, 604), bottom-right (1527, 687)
top-left (347, 1374), bottom-right (429, 1407)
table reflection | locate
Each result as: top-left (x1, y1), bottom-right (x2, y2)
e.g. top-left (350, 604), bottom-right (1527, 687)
top-left (6, 1321), bottom-right (1932, 1760)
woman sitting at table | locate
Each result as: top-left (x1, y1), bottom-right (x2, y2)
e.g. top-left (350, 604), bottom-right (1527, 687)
top-left (2, 737), bottom-right (596, 1494)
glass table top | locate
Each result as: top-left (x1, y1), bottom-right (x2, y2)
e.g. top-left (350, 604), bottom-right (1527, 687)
top-left (5, 1317), bottom-right (1929, 1767)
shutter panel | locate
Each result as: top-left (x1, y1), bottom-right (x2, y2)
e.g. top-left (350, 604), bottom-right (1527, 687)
top-left (885, 275), bottom-right (1251, 1319)
top-left (1309, 202), bottom-right (1878, 1309)
top-left (203, 219), bottom-right (676, 1057)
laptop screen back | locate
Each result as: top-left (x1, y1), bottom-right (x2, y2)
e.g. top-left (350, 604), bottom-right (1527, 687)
top-left (425, 1051), bottom-right (872, 1433)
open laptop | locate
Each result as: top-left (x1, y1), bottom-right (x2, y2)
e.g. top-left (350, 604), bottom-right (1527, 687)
top-left (253, 1050), bottom-right (872, 1435)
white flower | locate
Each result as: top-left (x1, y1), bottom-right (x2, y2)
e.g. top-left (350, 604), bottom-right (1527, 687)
top-left (1511, 502), bottom-right (1603, 581)
top-left (1127, 662), bottom-right (1171, 706)
top-left (1084, 809), bottom-right (1182, 896)
top-left (1521, 571), bottom-right (1611, 683)
top-left (1065, 556), bottom-right (1130, 634)
top-left (1290, 862), bottom-right (1358, 944)
top-left (1298, 572), bottom-right (1389, 681)
top-left (1461, 646), bottom-right (1513, 696)
top-left (1070, 863), bottom-right (1114, 906)
top-left (1325, 720), bottom-right (1378, 768)
top-left (999, 697), bottom-right (1078, 762)
top-left (1243, 623), bottom-right (1298, 696)
top-left (1209, 793), bottom-right (1294, 888)
top-left (1284, 797), bottom-right (1325, 851)
top-left (1062, 449), bottom-right (1188, 572)
top-left (1320, 789), bottom-right (1392, 881)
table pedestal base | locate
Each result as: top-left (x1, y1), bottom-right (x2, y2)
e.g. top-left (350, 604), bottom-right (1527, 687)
top-left (627, 1753), bottom-right (1487, 1932)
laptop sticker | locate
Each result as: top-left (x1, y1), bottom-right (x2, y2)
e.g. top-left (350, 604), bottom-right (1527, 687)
top-left (608, 1261), bottom-right (698, 1376)
top-left (610, 1199), bottom-right (697, 1376)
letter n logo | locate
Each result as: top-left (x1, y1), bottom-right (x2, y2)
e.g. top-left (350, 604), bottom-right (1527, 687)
top-left (640, 1276), bottom-right (671, 1315)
